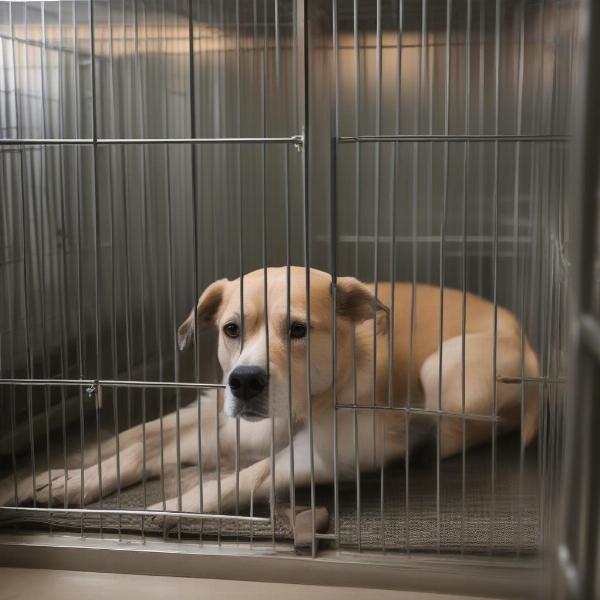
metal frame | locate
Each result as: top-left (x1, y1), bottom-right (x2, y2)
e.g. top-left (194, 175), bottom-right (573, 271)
top-left (553, 0), bottom-right (600, 597)
top-left (0, 533), bottom-right (541, 599)
top-left (0, 0), bottom-right (577, 595)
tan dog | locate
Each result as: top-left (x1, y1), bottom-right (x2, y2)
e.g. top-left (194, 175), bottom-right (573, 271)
top-left (9, 267), bottom-right (539, 519)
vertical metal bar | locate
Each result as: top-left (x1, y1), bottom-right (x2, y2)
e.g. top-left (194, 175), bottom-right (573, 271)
top-left (293, 0), bottom-right (299, 135)
top-left (187, 0), bottom-right (198, 539)
top-left (132, 0), bottom-right (148, 539)
top-left (1, 115), bottom-right (16, 506)
top-left (373, 0), bottom-right (383, 550)
top-left (406, 0), bottom-right (428, 556)
top-left (387, 0), bottom-right (403, 554)
top-left (476, 0), bottom-right (485, 298)
top-left (331, 0), bottom-right (339, 546)
top-left (107, 0), bottom-right (122, 538)
top-left (533, 0), bottom-right (546, 549)
top-left (143, 1), bottom-right (151, 539)
top-left (157, 0), bottom-right (170, 519)
top-left (298, 0), bottom-right (315, 557)
top-left (390, 0), bottom-right (403, 416)
top-left (513, 0), bottom-right (525, 557)
top-left (285, 143), bottom-right (296, 539)
top-left (39, 2), bottom-right (54, 532)
top-left (9, 375), bottom-right (18, 507)
top-left (162, 144), bottom-right (173, 524)
top-left (235, 0), bottom-right (243, 526)
top-left (89, 0), bottom-right (103, 535)
top-left (250, 0), bottom-right (259, 543)
top-left (200, 0), bottom-right (212, 544)
top-left (460, 0), bottom-right (472, 557)
top-left (274, 0), bottom-right (280, 88)
top-left (424, 1), bottom-right (433, 286)
top-left (55, 0), bottom-right (69, 517)
top-left (422, 6), bottom-right (436, 283)
top-left (261, 0), bottom-right (276, 546)
top-left (352, 0), bottom-right (361, 552)
top-left (535, 0), bottom-right (548, 543)
top-left (119, 0), bottom-right (134, 536)
top-left (71, 0), bottom-right (85, 536)
top-left (489, 0), bottom-right (501, 555)
top-left (118, 0), bottom-right (134, 442)
top-left (388, 0), bottom-right (404, 418)
top-left (372, 0), bottom-right (381, 469)
top-left (2, 14), bottom-right (19, 506)
top-left (54, 3), bottom-right (70, 516)
top-left (163, 6), bottom-right (177, 520)
top-left (545, 3), bottom-right (561, 556)
top-left (14, 2), bottom-right (36, 511)
top-left (436, 0), bottom-right (452, 556)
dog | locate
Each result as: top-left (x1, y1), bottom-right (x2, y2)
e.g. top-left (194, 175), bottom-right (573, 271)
top-left (7, 266), bottom-right (539, 522)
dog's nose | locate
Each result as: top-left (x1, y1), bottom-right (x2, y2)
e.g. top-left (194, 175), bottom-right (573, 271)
top-left (228, 366), bottom-right (268, 401)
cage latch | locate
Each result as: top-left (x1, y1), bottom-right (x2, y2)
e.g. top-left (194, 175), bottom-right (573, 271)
top-left (292, 130), bottom-right (304, 152)
top-left (85, 383), bottom-right (103, 410)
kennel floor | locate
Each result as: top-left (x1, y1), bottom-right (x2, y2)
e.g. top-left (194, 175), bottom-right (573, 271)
top-left (1, 423), bottom-right (539, 555)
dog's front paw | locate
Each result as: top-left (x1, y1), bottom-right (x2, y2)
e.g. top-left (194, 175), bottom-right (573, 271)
top-left (6, 470), bottom-right (79, 507)
top-left (35, 469), bottom-right (97, 506)
top-left (146, 483), bottom-right (220, 531)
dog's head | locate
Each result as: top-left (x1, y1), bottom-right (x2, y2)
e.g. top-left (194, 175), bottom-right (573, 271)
top-left (177, 267), bottom-right (386, 422)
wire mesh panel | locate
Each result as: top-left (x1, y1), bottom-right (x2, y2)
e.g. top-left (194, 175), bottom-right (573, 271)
top-left (325, 0), bottom-right (573, 557)
top-left (0, 0), bottom-right (578, 593)
top-left (1, 0), bottom-right (304, 541)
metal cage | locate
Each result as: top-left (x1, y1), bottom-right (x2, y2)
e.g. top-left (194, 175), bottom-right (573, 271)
top-left (0, 0), bottom-right (584, 597)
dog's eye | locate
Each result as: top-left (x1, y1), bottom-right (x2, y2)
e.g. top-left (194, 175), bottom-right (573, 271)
top-left (289, 322), bottom-right (307, 339)
top-left (223, 323), bottom-right (240, 338)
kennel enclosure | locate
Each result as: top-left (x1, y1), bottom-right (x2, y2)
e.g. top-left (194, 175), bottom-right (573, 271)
top-left (0, 0), bottom-right (588, 597)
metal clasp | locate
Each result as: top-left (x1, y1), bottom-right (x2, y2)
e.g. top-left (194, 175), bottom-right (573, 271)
top-left (86, 383), bottom-right (103, 410)
top-left (292, 129), bottom-right (304, 152)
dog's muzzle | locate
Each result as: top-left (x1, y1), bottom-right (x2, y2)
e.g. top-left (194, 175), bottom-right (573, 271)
top-left (227, 366), bottom-right (269, 419)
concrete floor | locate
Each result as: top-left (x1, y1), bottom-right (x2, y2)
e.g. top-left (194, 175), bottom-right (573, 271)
top-left (0, 568), bottom-right (501, 600)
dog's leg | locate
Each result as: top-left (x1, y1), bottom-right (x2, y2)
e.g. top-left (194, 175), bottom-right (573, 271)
top-left (19, 405), bottom-right (197, 506)
top-left (0, 469), bottom-right (67, 507)
top-left (10, 394), bottom-right (224, 506)
top-left (419, 331), bottom-right (539, 458)
top-left (33, 441), bottom-right (152, 506)
top-left (149, 428), bottom-right (326, 526)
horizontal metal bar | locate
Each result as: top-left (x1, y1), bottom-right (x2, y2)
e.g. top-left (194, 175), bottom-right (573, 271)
top-left (100, 380), bottom-right (226, 390)
top-left (0, 534), bottom-right (541, 598)
top-left (0, 376), bottom-right (567, 391)
top-left (496, 375), bottom-right (567, 384)
top-left (581, 314), bottom-right (600, 363)
top-left (338, 134), bottom-right (570, 143)
top-left (0, 134), bottom-right (566, 146)
top-left (0, 378), bottom-right (225, 390)
top-left (335, 404), bottom-right (501, 423)
top-left (0, 136), bottom-right (303, 146)
top-left (314, 533), bottom-right (338, 540)
top-left (0, 378), bottom-right (96, 387)
top-left (0, 506), bottom-right (269, 524)
top-left (333, 235), bottom-right (534, 244)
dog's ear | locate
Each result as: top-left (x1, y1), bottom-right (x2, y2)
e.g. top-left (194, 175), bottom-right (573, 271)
top-left (177, 278), bottom-right (228, 350)
top-left (335, 277), bottom-right (389, 333)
